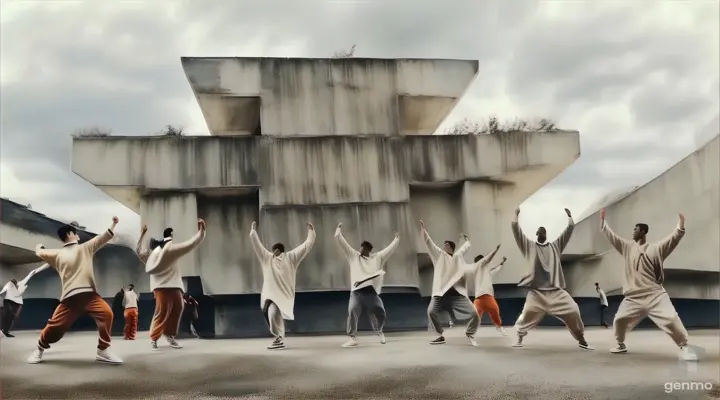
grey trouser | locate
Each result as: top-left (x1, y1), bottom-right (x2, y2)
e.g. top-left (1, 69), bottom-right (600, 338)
top-left (614, 291), bottom-right (688, 347)
top-left (427, 295), bottom-right (479, 336)
top-left (514, 289), bottom-right (585, 341)
top-left (263, 301), bottom-right (285, 339)
top-left (347, 288), bottom-right (386, 336)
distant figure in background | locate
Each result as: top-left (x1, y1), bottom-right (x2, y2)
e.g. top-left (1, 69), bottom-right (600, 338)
top-left (420, 220), bottom-right (479, 347)
top-left (250, 221), bottom-right (316, 350)
top-left (0, 264), bottom-right (42, 337)
top-left (599, 208), bottom-right (697, 361)
top-left (183, 294), bottom-right (200, 338)
top-left (29, 217), bottom-right (123, 364)
top-left (335, 223), bottom-right (399, 348)
top-left (122, 284), bottom-right (140, 340)
top-left (468, 245), bottom-right (508, 336)
top-left (511, 207), bottom-right (592, 350)
top-left (595, 283), bottom-right (610, 328)
top-left (146, 219), bottom-right (206, 351)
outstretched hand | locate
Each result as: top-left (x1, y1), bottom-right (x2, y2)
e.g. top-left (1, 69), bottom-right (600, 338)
top-left (141, 224), bottom-right (148, 234)
top-left (112, 216), bottom-right (119, 224)
top-left (251, 221), bottom-right (256, 231)
top-left (495, 243), bottom-right (501, 250)
top-left (501, 256), bottom-right (507, 263)
top-left (564, 208), bottom-right (572, 217)
top-left (460, 233), bottom-right (469, 241)
top-left (393, 231), bottom-right (400, 239)
top-left (307, 222), bottom-right (314, 231)
top-left (600, 208), bottom-right (606, 221)
top-left (197, 219), bottom-right (206, 231)
top-left (515, 208), bottom-right (520, 216)
top-left (419, 220), bottom-right (425, 230)
top-left (678, 212), bottom-right (685, 229)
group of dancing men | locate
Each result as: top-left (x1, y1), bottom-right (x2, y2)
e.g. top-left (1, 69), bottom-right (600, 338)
top-left (0, 206), bottom-right (699, 364)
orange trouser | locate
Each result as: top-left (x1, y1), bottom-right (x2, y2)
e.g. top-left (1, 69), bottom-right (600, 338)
top-left (473, 295), bottom-right (502, 327)
top-left (39, 292), bottom-right (113, 350)
top-left (123, 308), bottom-right (139, 339)
top-left (149, 288), bottom-right (184, 342)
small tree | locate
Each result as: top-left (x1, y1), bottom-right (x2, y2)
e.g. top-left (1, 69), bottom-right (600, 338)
top-left (72, 126), bottom-right (112, 138)
top-left (446, 116), bottom-right (559, 135)
top-left (332, 44), bottom-right (356, 59)
top-left (156, 125), bottom-right (185, 137)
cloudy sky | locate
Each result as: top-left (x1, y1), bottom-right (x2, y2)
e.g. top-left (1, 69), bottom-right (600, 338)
top-left (1, 0), bottom-right (718, 239)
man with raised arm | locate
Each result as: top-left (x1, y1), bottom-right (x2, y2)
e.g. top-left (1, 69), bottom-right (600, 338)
top-left (511, 208), bottom-right (592, 350)
top-left (28, 217), bottom-right (122, 364)
top-left (250, 221), bottom-right (316, 350)
top-left (599, 208), bottom-right (697, 361)
top-left (467, 244), bottom-right (508, 336)
top-left (146, 219), bottom-right (206, 351)
top-left (1, 264), bottom-right (48, 337)
top-left (335, 223), bottom-right (399, 348)
top-left (420, 220), bottom-right (479, 346)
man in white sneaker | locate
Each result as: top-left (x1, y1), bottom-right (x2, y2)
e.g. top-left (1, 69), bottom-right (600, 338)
top-left (599, 208), bottom-right (697, 361)
top-left (335, 223), bottom-right (399, 348)
top-left (595, 283), bottom-right (610, 328)
top-left (28, 217), bottom-right (123, 365)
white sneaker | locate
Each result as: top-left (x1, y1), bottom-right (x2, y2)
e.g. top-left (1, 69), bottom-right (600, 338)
top-left (610, 343), bottom-right (627, 354)
top-left (96, 348), bottom-right (123, 364)
top-left (378, 332), bottom-right (386, 344)
top-left (496, 327), bottom-right (508, 336)
top-left (27, 347), bottom-right (44, 364)
top-left (680, 345), bottom-right (698, 361)
top-left (467, 334), bottom-right (478, 347)
top-left (342, 337), bottom-right (358, 348)
top-left (511, 335), bottom-right (523, 348)
top-left (165, 335), bottom-right (183, 349)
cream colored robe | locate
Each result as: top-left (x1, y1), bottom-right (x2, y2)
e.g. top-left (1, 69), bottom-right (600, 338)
top-left (422, 230), bottom-right (471, 297)
top-left (334, 228), bottom-right (399, 294)
top-left (251, 228), bottom-right (316, 320)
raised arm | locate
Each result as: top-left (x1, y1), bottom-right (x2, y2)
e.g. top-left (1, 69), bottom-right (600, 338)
top-left (35, 245), bottom-right (60, 266)
top-left (18, 263), bottom-right (51, 286)
top-left (376, 232), bottom-right (400, 264)
top-left (455, 234), bottom-right (471, 257)
top-left (286, 223), bottom-right (317, 266)
top-left (482, 244), bottom-right (501, 266)
top-left (82, 216), bottom-right (118, 254)
top-left (334, 223), bottom-right (359, 258)
top-left (511, 209), bottom-right (533, 256)
top-left (249, 221), bottom-right (273, 263)
top-left (599, 209), bottom-right (633, 255)
top-left (0, 282), bottom-right (8, 296)
top-left (167, 219), bottom-right (207, 258)
top-left (490, 256), bottom-right (507, 276)
top-left (552, 209), bottom-right (575, 252)
top-left (135, 225), bottom-right (150, 263)
top-left (420, 220), bottom-right (442, 261)
top-left (655, 213), bottom-right (686, 259)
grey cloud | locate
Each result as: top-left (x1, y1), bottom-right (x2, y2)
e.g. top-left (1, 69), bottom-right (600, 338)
top-left (630, 83), bottom-right (714, 128)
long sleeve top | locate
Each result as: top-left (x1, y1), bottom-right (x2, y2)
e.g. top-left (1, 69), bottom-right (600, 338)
top-left (36, 229), bottom-right (115, 300)
top-left (0, 263), bottom-right (50, 304)
top-left (250, 228), bottom-right (316, 320)
top-left (146, 229), bottom-right (206, 291)
top-left (600, 221), bottom-right (685, 297)
top-left (422, 230), bottom-right (471, 297)
top-left (466, 246), bottom-right (503, 297)
top-left (334, 228), bottom-right (400, 294)
top-left (123, 290), bottom-right (140, 309)
top-left (511, 216), bottom-right (574, 290)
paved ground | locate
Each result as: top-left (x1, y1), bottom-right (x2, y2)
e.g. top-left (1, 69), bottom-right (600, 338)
top-left (1, 327), bottom-right (719, 399)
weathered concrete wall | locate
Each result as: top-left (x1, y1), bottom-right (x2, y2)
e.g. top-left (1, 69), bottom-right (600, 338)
top-left (182, 58), bottom-right (480, 136)
top-left (565, 134), bottom-right (720, 299)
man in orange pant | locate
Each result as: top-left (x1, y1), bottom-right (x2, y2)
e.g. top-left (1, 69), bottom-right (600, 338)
top-left (468, 244), bottom-right (508, 336)
top-left (122, 284), bottom-right (140, 340)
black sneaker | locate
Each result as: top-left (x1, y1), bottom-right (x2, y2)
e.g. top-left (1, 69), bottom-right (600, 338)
top-left (578, 340), bottom-right (594, 350)
top-left (151, 341), bottom-right (159, 351)
top-left (267, 337), bottom-right (285, 350)
top-left (430, 336), bottom-right (446, 345)
top-left (2, 331), bottom-right (14, 338)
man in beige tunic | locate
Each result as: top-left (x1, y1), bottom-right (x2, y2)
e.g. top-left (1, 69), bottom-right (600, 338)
top-left (599, 208), bottom-right (697, 361)
top-left (511, 207), bottom-right (592, 350)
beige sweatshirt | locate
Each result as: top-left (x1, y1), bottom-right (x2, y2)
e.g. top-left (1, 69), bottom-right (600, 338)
top-left (511, 216), bottom-right (574, 290)
top-left (146, 229), bottom-right (206, 291)
top-left (600, 221), bottom-right (685, 297)
top-left (135, 230), bottom-right (150, 264)
top-left (466, 246), bottom-right (503, 297)
top-left (334, 228), bottom-right (400, 294)
top-left (422, 230), bottom-right (471, 297)
top-left (36, 229), bottom-right (115, 300)
top-left (123, 290), bottom-right (139, 309)
top-left (250, 228), bottom-right (316, 320)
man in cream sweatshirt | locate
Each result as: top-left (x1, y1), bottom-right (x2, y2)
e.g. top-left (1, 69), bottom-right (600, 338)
top-left (122, 284), bottom-right (140, 340)
top-left (30, 217), bottom-right (121, 364)
top-left (599, 208), bottom-right (697, 361)
top-left (335, 223), bottom-right (399, 348)
top-left (511, 208), bottom-right (592, 350)
top-left (250, 221), bottom-right (316, 350)
top-left (145, 219), bottom-right (206, 351)
top-left (421, 220), bottom-right (479, 346)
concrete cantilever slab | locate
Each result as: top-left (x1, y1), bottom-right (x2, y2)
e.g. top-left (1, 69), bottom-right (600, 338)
top-left (181, 57), bottom-right (479, 136)
top-left (564, 134), bottom-right (719, 300)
